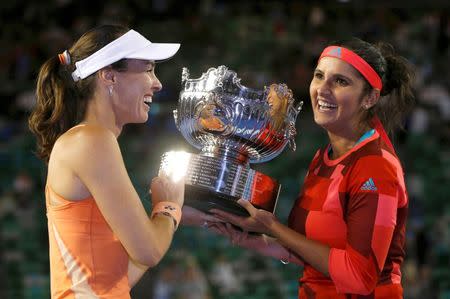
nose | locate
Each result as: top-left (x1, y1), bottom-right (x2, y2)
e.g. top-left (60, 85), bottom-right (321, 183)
top-left (152, 76), bottom-right (162, 92)
top-left (316, 80), bottom-right (331, 97)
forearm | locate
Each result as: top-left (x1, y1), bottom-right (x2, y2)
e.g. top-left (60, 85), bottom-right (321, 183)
top-left (269, 221), bottom-right (330, 275)
top-left (180, 206), bottom-right (219, 227)
top-left (240, 234), bottom-right (304, 266)
top-left (145, 214), bottom-right (176, 265)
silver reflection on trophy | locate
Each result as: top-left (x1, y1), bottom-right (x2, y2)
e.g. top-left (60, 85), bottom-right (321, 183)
top-left (159, 65), bottom-right (303, 215)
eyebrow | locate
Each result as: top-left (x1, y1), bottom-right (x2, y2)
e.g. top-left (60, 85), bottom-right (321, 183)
top-left (314, 68), bottom-right (354, 81)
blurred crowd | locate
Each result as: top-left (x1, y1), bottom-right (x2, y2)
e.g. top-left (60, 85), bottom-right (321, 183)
top-left (0, 1), bottom-right (449, 298)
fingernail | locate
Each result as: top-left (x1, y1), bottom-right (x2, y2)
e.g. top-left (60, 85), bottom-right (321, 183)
top-left (202, 221), bottom-right (208, 228)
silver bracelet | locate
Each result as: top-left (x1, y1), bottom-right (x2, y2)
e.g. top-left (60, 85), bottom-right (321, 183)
top-left (280, 248), bottom-right (291, 265)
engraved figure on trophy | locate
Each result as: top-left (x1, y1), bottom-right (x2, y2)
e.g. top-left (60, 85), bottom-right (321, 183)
top-left (159, 65), bottom-right (303, 216)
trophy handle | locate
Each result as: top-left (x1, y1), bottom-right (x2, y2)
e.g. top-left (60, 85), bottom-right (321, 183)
top-left (287, 121), bottom-right (297, 152)
top-left (181, 67), bottom-right (190, 85)
top-left (296, 100), bottom-right (304, 113)
top-left (286, 100), bottom-right (303, 151)
top-left (173, 109), bottom-right (180, 131)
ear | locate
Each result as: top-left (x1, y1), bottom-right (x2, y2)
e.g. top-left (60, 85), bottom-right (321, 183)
top-left (362, 89), bottom-right (380, 110)
top-left (98, 67), bottom-right (116, 85)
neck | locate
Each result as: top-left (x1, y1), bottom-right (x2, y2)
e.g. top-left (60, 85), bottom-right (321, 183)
top-left (82, 93), bottom-right (122, 138)
top-left (327, 124), bottom-right (371, 159)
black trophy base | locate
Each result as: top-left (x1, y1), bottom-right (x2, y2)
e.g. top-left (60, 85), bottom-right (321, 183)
top-left (184, 184), bottom-right (250, 217)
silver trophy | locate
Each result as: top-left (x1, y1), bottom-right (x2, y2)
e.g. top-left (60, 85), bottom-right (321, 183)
top-left (159, 66), bottom-right (303, 216)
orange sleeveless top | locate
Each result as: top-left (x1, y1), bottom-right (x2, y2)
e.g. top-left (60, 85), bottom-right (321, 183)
top-left (46, 185), bottom-right (130, 299)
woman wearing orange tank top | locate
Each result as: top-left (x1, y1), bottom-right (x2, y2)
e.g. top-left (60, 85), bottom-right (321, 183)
top-left (28, 24), bottom-right (210, 299)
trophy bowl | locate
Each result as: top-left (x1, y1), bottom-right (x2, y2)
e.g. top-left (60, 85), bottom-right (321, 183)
top-left (159, 65), bottom-right (303, 216)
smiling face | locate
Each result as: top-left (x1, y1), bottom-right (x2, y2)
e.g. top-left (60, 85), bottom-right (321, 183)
top-left (309, 57), bottom-right (370, 137)
top-left (112, 59), bottom-right (162, 125)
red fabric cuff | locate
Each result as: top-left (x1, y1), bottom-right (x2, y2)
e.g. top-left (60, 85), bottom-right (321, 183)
top-left (329, 247), bottom-right (377, 295)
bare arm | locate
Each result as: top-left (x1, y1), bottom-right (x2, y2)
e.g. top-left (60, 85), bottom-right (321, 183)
top-left (181, 206), bottom-right (222, 227)
top-left (69, 126), bottom-right (183, 267)
top-left (208, 222), bottom-right (304, 266)
top-left (211, 200), bottom-right (329, 275)
top-left (267, 220), bottom-right (329, 275)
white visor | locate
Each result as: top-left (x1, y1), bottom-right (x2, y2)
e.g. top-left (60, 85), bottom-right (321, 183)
top-left (71, 30), bottom-right (180, 81)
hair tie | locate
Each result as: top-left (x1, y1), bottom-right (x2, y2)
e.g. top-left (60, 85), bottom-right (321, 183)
top-left (58, 50), bottom-right (71, 65)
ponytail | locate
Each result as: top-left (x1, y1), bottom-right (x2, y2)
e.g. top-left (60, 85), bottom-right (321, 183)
top-left (29, 55), bottom-right (88, 162)
top-left (373, 43), bottom-right (415, 134)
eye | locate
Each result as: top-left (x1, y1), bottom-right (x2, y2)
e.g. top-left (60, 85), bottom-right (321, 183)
top-left (146, 68), bottom-right (154, 73)
top-left (313, 72), bottom-right (323, 79)
top-left (336, 77), bottom-right (349, 86)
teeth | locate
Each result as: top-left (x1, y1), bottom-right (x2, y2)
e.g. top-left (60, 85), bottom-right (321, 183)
top-left (318, 100), bottom-right (337, 108)
top-left (144, 96), bottom-right (152, 103)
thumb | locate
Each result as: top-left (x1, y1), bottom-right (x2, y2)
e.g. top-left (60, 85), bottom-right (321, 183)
top-left (237, 199), bottom-right (256, 215)
top-left (150, 177), bottom-right (163, 191)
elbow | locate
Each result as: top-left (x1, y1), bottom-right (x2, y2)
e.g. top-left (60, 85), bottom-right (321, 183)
top-left (126, 218), bottom-right (174, 267)
top-left (329, 248), bottom-right (379, 295)
top-left (340, 272), bottom-right (378, 295)
top-left (351, 262), bottom-right (379, 295)
top-left (353, 278), bottom-right (377, 295)
top-left (132, 247), bottom-right (166, 267)
top-left (137, 256), bottom-right (160, 268)
top-left (362, 275), bottom-right (378, 295)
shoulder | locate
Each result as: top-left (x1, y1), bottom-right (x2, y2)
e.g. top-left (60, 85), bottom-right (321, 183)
top-left (59, 124), bottom-right (117, 146)
top-left (53, 125), bottom-right (120, 165)
top-left (349, 135), bottom-right (403, 177)
top-left (346, 152), bottom-right (399, 197)
top-left (353, 154), bottom-right (397, 177)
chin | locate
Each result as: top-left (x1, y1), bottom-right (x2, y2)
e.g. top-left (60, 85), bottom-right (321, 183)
top-left (314, 115), bottom-right (333, 129)
top-left (313, 113), bottom-right (325, 126)
top-left (139, 113), bottom-right (149, 123)
top-left (129, 116), bottom-right (149, 124)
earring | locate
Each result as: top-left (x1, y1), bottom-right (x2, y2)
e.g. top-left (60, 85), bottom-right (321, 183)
top-left (108, 86), bottom-right (113, 97)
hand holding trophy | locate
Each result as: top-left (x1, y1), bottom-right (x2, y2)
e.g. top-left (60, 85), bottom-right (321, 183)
top-left (159, 66), bottom-right (302, 222)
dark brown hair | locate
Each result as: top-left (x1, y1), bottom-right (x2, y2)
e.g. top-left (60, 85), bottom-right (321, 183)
top-left (335, 38), bottom-right (415, 135)
top-left (29, 24), bottom-right (130, 162)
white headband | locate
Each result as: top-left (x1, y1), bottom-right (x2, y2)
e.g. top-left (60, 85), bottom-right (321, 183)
top-left (71, 29), bottom-right (180, 82)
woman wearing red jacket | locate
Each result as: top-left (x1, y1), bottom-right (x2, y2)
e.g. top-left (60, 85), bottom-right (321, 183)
top-left (211, 38), bottom-right (415, 298)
